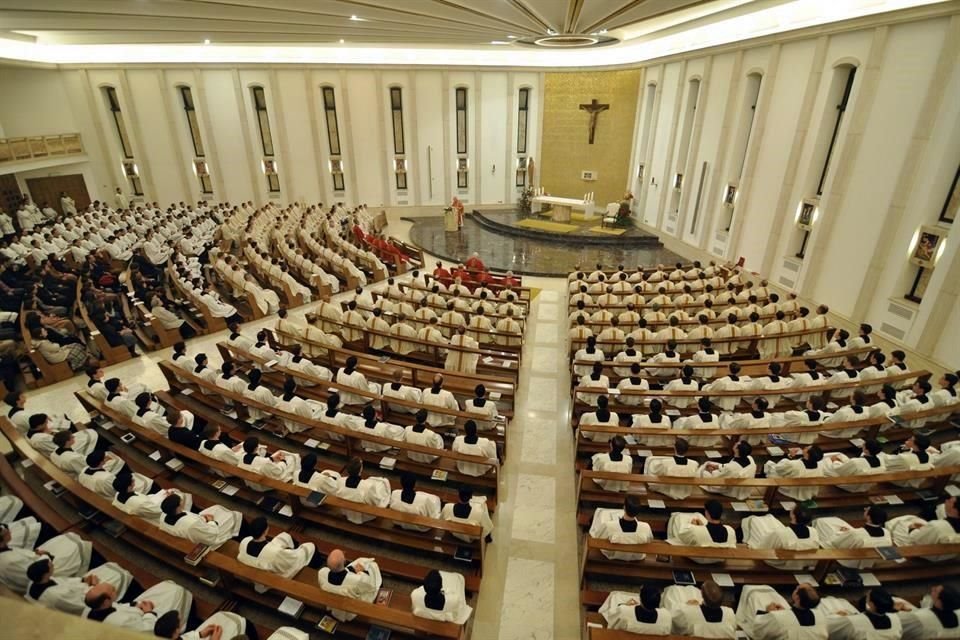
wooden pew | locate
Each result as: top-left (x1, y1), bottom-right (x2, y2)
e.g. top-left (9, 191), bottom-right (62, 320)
top-left (580, 537), bottom-right (960, 586)
top-left (75, 279), bottom-right (131, 365)
top-left (18, 303), bottom-right (73, 386)
top-left (273, 326), bottom-right (516, 409)
top-left (0, 417), bottom-right (468, 640)
top-left (155, 361), bottom-right (502, 498)
top-left (570, 367), bottom-right (927, 416)
top-left (75, 390), bottom-right (487, 582)
top-left (216, 341), bottom-right (510, 454)
top-left (166, 260), bottom-right (228, 333)
top-left (570, 325), bottom-right (834, 356)
top-left (576, 465), bottom-right (960, 512)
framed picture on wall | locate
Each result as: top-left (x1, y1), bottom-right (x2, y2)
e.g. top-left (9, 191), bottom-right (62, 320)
top-left (330, 158), bottom-right (342, 174)
top-left (394, 158), bottom-right (406, 173)
top-left (193, 159), bottom-right (209, 177)
top-left (673, 173), bottom-right (683, 190)
top-left (457, 158), bottom-right (468, 172)
top-left (796, 199), bottom-right (817, 230)
top-left (263, 159), bottom-right (277, 175)
top-left (723, 184), bottom-right (737, 207)
top-left (637, 164), bottom-right (645, 181)
top-left (122, 160), bottom-right (138, 177)
top-left (910, 225), bottom-right (945, 268)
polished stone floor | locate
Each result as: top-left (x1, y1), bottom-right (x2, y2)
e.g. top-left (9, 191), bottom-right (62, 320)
top-left (406, 215), bottom-right (684, 276)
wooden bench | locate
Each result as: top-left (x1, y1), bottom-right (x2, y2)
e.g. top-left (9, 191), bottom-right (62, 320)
top-left (166, 260), bottom-right (227, 333)
top-left (216, 341), bottom-right (511, 453)
top-left (18, 303), bottom-right (73, 386)
top-left (273, 327), bottom-right (516, 409)
top-left (576, 465), bottom-right (960, 512)
top-left (75, 279), bottom-right (132, 365)
top-left (570, 325), bottom-right (833, 356)
top-left (75, 390), bottom-right (487, 583)
top-left (155, 361), bottom-right (502, 498)
top-left (0, 417), bottom-right (468, 640)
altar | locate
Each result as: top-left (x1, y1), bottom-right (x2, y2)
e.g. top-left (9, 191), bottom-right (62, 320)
top-left (531, 195), bottom-right (595, 222)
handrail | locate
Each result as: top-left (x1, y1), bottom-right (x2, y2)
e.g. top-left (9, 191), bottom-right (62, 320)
top-left (0, 133), bottom-right (83, 164)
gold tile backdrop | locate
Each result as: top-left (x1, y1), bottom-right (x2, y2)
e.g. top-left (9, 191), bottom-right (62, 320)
top-left (539, 69), bottom-right (641, 209)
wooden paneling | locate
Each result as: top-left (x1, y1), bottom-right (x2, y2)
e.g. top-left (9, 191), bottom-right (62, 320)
top-left (0, 174), bottom-right (19, 215)
top-left (26, 173), bottom-right (89, 215)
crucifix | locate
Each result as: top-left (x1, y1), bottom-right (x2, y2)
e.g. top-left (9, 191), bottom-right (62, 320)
top-left (579, 98), bottom-right (610, 144)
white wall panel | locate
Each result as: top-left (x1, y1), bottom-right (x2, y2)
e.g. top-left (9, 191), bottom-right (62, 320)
top-left (479, 72), bottom-right (508, 205)
top-left (199, 70), bottom-right (254, 203)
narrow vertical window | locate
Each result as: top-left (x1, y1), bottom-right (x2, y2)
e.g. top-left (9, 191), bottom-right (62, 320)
top-left (816, 67), bottom-right (856, 196)
top-left (725, 73), bottom-right (762, 231)
top-left (390, 87), bottom-right (407, 190)
top-left (515, 88), bottom-right (530, 188)
top-left (251, 87), bottom-right (279, 192)
top-left (456, 87), bottom-right (468, 189)
top-left (103, 87), bottom-right (142, 195)
top-left (179, 87), bottom-right (212, 194)
top-left (323, 86), bottom-right (344, 191)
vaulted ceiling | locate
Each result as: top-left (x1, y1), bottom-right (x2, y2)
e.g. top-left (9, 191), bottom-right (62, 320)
top-left (0, 0), bottom-right (762, 46)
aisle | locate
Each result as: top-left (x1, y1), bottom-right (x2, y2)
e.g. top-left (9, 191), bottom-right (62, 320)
top-left (471, 276), bottom-right (581, 640)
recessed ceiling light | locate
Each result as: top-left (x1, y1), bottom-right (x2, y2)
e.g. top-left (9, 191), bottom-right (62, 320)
top-left (339, 39), bottom-right (345, 43)
top-left (490, 40), bottom-right (510, 45)
top-left (203, 39), bottom-right (210, 45)
top-left (349, 15), bottom-right (365, 21)
top-left (507, 35), bottom-right (517, 39)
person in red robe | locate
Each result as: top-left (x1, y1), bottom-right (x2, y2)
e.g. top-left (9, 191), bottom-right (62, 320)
top-left (352, 222), bottom-right (366, 244)
top-left (433, 261), bottom-right (451, 281)
top-left (501, 271), bottom-right (519, 288)
top-left (451, 197), bottom-right (465, 229)
top-left (464, 252), bottom-right (486, 273)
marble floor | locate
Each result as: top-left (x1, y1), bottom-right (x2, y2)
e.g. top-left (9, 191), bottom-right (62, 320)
top-left (406, 213), bottom-right (684, 276)
top-left (4, 214), bottom-right (584, 640)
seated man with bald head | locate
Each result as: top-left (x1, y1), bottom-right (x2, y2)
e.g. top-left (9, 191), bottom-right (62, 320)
top-left (662, 579), bottom-right (736, 638)
top-left (317, 548), bottom-right (382, 622)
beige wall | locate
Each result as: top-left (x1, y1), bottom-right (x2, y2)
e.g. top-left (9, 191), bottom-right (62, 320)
top-left (539, 69), bottom-right (640, 208)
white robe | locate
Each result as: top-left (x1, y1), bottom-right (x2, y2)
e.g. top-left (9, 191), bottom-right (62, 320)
top-left (161, 506), bottom-right (243, 549)
top-left (742, 514), bottom-right (821, 570)
top-left (410, 571), bottom-right (473, 624)
top-left (335, 369), bottom-right (381, 406)
top-left (763, 457), bottom-right (823, 501)
top-left (441, 499), bottom-right (494, 542)
top-left (86, 580), bottom-right (193, 632)
top-left (113, 488), bottom-right (191, 522)
top-left (28, 562), bottom-right (132, 616)
top-left (322, 471), bottom-right (391, 524)
top-left (0, 532), bottom-right (91, 593)
top-left (818, 597), bottom-right (902, 640)
top-left (666, 513), bottom-right (737, 563)
top-left (599, 591), bottom-right (673, 635)
top-left (237, 533), bottom-right (315, 579)
top-left (895, 598), bottom-right (960, 640)
top-left (591, 452), bottom-right (634, 492)
top-left (736, 585), bottom-right (828, 640)
top-left (452, 435), bottom-right (497, 477)
top-left (181, 612), bottom-right (248, 640)
top-left (317, 559), bottom-right (383, 621)
top-left (644, 455), bottom-right (698, 499)
top-left (885, 515), bottom-right (960, 561)
top-left (588, 509), bottom-right (653, 560)
top-left (661, 585), bottom-right (737, 639)
top-left (814, 518), bottom-right (891, 569)
top-left (381, 384), bottom-right (422, 414)
top-left (389, 489), bottom-right (442, 531)
top-left (422, 388), bottom-right (460, 427)
top-left (698, 456), bottom-right (757, 499)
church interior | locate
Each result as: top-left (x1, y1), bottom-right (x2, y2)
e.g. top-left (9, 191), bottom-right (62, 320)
top-left (0, 1), bottom-right (959, 639)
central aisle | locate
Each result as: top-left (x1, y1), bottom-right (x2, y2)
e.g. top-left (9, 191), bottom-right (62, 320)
top-left (471, 276), bottom-right (581, 640)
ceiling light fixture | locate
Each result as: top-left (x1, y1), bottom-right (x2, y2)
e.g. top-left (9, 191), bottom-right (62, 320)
top-left (507, 35), bottom-right (517, 39)
top-left (490, 40), bottom-right (510, 45)
top-left (339, 39), bottom-right (345, 43)
top-left (349, 15), bottom-right (365, 21)
top-left (203, 38), bottom-right (210, 44)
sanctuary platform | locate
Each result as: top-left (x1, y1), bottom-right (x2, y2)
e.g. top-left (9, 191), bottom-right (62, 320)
top-left (405, 209), bottom-right (681, 277)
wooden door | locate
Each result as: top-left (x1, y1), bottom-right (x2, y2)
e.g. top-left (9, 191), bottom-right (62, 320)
top-left (0, 174), bottom-right (19, 215)
top-left (26, 174), bottom-right (90, 215)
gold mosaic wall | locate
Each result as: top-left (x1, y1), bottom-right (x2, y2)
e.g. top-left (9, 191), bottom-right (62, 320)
top-left (539, 69), bottom-right (641, 209)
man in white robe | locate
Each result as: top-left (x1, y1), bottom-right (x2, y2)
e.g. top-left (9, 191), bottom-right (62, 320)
top-left (445, 327), bottom-right (479, 374)
top-left (390, 472), bottom-right (442, 532)
top-left (588, 495), bottom-right (653, 561)
top-left (667, 500), bottom-right (737, 564)
top-left (600, 585), bottom-right (673, 635)
top-left (643, 437), bottom-right (698, 499)
top-left (697, 439), bottom-right (757, 499)
top-left (895, 584), bottom-right (960, 640)
top-left (743, 507), bottom-right (821, 570)
top-left (237, 516), bottom-right (315, 579)
top-left (335, 356), bottom-right (381, 405)
top-left (814, 505), bottom-right (891, 569)
top-left (26, 556), bottom-right (133, 616)
top-left (318, 457), bottom-right (391, 524)
top-left (591, 435), bottom-right (633, 492)
top-left (317, 549), bottom-right (382, 622)
top-left (885, 496), bottom-right (960, 561)
top-left (763, 444), bottom-right (825, 501)
top-left (154, 610), bottom-right (256, 640)
top-left (452, 419), bottom-right (498, 477)
top-left (381, 370), bottom-right (422, 413)
top-left (411, 569), bottom-right (473, 624)
top-left (112, 474), bottom-right (192, 522)
top-left (822, 439), bottom-right (885, 492)
top-left (159, 493), bottom-right (243, 550)
top-left (83, 579), bottom-right (193, 633)
top-left (422, 374), bottom-right (460, 427)
top-left (78, 450), bottom-right (156, 498)
top-left (403, 410), bottom-right (445, 463)
top-left (661, 580), bottom-right (737, 639)
top-left (0, 526), bottom-right (92, 593)
top-left (441, 486), bottom-right (494, 543)
top-left (818, 589), bottom-right (902, 640)
top-left (736, 583), bottom-right (827, 640)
